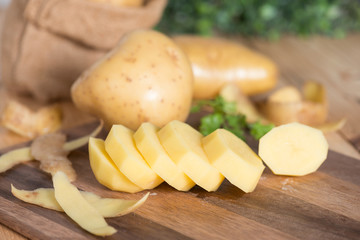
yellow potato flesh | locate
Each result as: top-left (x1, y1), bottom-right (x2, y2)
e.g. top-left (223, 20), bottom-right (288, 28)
top-left (71, 30), bottom-right (193, 130)
top-left (133, 122), bottom-right (195, 191)
top-left (105, 125), bottom-right (163, 189)
top-left (202, 129), bottom-right (265, 193)
top-left (53, 171), bottom-right (116, 236)
top-left (11, 184), bottom-right (149, 218)
top-left (260, 82), bottom-right (328, 126)
top-left (158, 120), bottom-right (224, 192)
top-left (259, 122), bottom-right (329, 176)
top-left (89, 137), bottom-right (143, 193)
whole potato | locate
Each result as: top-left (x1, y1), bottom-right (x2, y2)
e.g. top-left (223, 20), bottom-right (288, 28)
top-left (71, 30), bottom-right (193, 130)
top-left (173, 35), bottom-right (278, 99)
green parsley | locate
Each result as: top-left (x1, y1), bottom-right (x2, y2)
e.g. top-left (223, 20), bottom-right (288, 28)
top-left (191, 96), bottom-right (274, 141)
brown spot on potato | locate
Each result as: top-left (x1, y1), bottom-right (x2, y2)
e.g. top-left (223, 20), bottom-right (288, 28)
top-left (166, 47), bottom-right (179, 65)
top-left (126, 76), bottom-right (132, 82)
top-left (124, 57), bottom-right (137, 63)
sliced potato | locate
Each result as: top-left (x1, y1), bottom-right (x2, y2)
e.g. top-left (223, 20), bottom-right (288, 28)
top-left (11, 184), bottom-right (149, 217)
top-left (259, 122), bottom-right (329, 176)
top-left (89, 137), bottom-right (143, 193)
top-left (53, 171), bottom-right (116, 236)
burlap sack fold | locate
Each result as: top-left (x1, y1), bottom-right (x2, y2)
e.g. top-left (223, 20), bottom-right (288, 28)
top-left (1, 0), bottom-right (167, 102)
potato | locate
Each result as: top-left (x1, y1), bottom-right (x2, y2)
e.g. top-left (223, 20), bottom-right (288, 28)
top-left (173, 35), bottom-right (278, 99)
top-left (0, 98), bottom-right (62, 139)
top-left (71, 30), bottom-right (193, 130)
top-left (88, 0), bottom-right (144, 7)
top-left (259, 82), bottom-right (328, 126)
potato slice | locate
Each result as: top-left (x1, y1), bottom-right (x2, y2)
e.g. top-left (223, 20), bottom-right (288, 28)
top-left (158, 120), bottom-right (224, 192)
top-left (202, 129), bottom-right (265, 193)
top-left (0, 122), bottom-right (103, 173)
top-left (258, 122), bottom-right (329, 176)
top-left (89, 137), bottom-right (143, 193)
top-left (134, 122), bottom-right (195, 191)
top-left (105, 125), bottom-right (163, 189)
top-left (53, 171), bottom-right (116, 236)
top-left (11, 184), bottom-right (149, 217)
top-left (0, 99), bottom-right (62, 139)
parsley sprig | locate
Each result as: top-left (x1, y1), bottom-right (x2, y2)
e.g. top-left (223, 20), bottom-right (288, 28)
top-left (191, 96), bottom-right (274, 141)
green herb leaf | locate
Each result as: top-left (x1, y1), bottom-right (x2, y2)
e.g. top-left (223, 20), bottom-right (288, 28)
top-left (249, 122), bottom-right (275, 140)
top-left (199, 113), bottom-right (224, 136)
top-left (192, 96), bottom-right (274, 142)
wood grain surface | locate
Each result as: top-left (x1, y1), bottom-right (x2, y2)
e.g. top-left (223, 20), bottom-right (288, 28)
top-left (0, 121), bottom-right (359, 240)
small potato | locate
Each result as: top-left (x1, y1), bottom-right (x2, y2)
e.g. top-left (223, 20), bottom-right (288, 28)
top-left (173, 35), bottom-right (278, 99)
top-left (71, 30), bottom-right (193, 130)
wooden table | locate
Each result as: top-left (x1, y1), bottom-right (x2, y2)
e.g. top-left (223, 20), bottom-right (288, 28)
top-left (0, 8), bottom-right (359, 239)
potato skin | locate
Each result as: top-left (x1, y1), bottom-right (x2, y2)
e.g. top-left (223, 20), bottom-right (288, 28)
top-left (173, 35), bottom-right (278, 99)
top-left (71, 30), bottom-right (193, 130)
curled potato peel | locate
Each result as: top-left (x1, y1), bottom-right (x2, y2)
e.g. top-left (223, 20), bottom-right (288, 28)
top-left (0, 121), bottom-right (103, 173)
top-left (11, 184), bottom-right (149, 218)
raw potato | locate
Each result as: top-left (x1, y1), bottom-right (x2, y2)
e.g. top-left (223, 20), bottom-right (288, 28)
top-left (258, 122), bottom-right (329, 176)
top-left (259, 82), bottom-right (328, 126)
top-left (105, 124), bottom-right (163, 189)
top-left (88, 0), bottom-right (144, 7)
top-left (71, 30), bottom-right (193, 130)
top-left (158, 120), bottom-right (224, 192)
top-left (53, 171), bottom-right (117, 236)
top-left (0, 122), bottom-right (103, 173)
top-left (89, 137), bottom-right (143, 193)
top-left (0, 99), bottom-right (62, 139)
top-left (202, 129), bottom-right (265, 193)
top-left (268, 86), bottom-right (302, 103)
top-left (173, 35), bottom-right (278, 99)
top-left (11, 184), bottom-right (149, 217)
top-left (134, 122), bottom-right (195, 191)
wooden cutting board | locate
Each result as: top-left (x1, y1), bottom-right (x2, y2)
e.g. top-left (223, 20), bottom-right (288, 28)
top-left (0, 121), bottom-right (359, 240)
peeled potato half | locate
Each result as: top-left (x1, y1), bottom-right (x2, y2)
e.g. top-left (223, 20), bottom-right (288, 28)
top-left (259, 81), bottom-right (328, 126)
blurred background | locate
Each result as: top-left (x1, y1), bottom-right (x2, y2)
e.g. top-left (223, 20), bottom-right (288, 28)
top-left (156, 0), bottom-right (360, 39)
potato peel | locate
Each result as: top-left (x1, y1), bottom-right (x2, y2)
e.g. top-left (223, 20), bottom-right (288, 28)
top-left (31, 133), bottom-right (76, 181)
top-left (315, 118), bottom-right (347, 133)
top-left (0, 122), bottom-right (103, 173)
top-left (11, 184), bottom-right (149, 217)
top-left (0, 147), bottom-right (32, 173)
top-left (53, 171), bottom-right (117, 236)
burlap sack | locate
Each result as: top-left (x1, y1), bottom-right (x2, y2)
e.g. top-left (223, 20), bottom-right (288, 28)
top-left (1, 0), bottom-right (167, 102)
